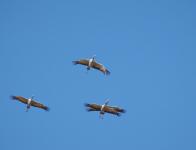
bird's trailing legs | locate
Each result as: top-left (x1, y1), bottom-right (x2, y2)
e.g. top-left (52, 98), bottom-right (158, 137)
top-left (86, 67), bottom-right (90, 74)
top-left (99, 112), bottom-right (104, 119)
top-left (26, 105), bottom-right (30, 112)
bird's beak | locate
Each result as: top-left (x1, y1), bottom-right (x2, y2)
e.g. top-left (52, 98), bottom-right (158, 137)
top-left (92, 55), bottom-right (96, 59)
top-left (31, 95), bottom-right (34, 99)
top-left (105, 99), bottom-right (110, 105)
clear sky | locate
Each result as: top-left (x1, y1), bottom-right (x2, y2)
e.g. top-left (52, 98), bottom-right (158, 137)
top-left (0, 0), bottom-right (196, 150)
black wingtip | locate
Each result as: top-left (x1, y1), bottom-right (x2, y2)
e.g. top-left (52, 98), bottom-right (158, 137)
top-left (84, 103), bottom-right (91, 112)
top-left (72, 61), bottom-right (78, 65)
top-left (121, 109), bottom-right (126, 113)
top-left (86, 108), bottom-right (91, 112)
top-left (10, 95), bottom-right (16, 100)
top-left (44, 106), bottom-right (50, 111)
top-left (84, 103), bottom-right (90, 107)
top-left (105, 70), bottom-right (111, 75)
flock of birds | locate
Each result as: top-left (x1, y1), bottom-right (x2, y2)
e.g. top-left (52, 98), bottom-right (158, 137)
top-left (11, 55), bottom-right (126, 119)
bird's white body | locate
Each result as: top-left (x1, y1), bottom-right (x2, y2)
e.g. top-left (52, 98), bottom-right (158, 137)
top-left (26, 98), bottom-right (32, 111)
top-left (99, 104), bottom-right (105, 119)
top-left (73, 55), bottom-right (110, 75)
top-left (87, 56), bottom-right (95, 70)
top-left (99, 99), bottom-right (110, 119)
top-left (27, 98), bottom-right (32, 105)
top-left (101, 104), bottom-right (105, 112)
top-left (88, 58), bottom-right (93, 68)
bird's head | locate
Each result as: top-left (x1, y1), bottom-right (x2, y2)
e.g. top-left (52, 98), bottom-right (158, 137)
top-left (29, 95), bottom-right (34, 100)
top-left (104, 98), bottom-right (110, 106)
top-left (92, 55), bottom-right (96, 60)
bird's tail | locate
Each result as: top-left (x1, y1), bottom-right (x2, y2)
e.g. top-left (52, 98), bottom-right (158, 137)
top-left (99, 112), bottom-right (104, 119)
top-left (26, 105), bottom-right (30, 112)
top-left (87, 66), bottom-right (90, 70)
top-left (86, 67), bottom-right (90, 74)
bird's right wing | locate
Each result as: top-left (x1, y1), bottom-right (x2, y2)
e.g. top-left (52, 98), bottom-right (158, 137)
top-left (72, 59), bottom-right (89, 66)
top-left (108, 106), bottom-right (126, 113)
top-left (92, 61), bottom-right (110, 75)
top-left (11, 96), bottom-right (28, 104)
top-left (103, 106), bottom-right (123, 116)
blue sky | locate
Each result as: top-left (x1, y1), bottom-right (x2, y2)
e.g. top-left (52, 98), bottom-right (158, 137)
top-left (0, 0), bottom-right (196, 150)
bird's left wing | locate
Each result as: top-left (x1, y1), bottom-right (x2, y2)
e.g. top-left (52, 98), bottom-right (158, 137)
top-left (85, 103), bottom-right (102, 110)
top-left (72, 59), bottom-right (89, 66)
top-left (11, 96), bottom-right (28, 104)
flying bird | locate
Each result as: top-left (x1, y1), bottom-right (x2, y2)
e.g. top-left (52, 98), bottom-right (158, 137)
top-left (85, 99), bottom-right (125, 119)
top-left (11, 95), bottom-right (49, 112)
top-left (73, 55), bottom-right (110, 75)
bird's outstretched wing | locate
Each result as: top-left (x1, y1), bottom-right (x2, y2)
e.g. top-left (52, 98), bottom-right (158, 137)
top-left (86, 108), bottom-right (100, 112)
top-left (103, 106), bottom-right (124, 116)
top-left (72, 59), bottom-right (89, 66)
top-left (92, 61), bottom-right (110, 75)
top-left (31, 100), bottom-right (49, 111)
top-left (11, 96), bottom-right (28, 104)
top-left (108, 106), bottom-right (126, 113)
top-left (85, 103), bottom-right (102, 111)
